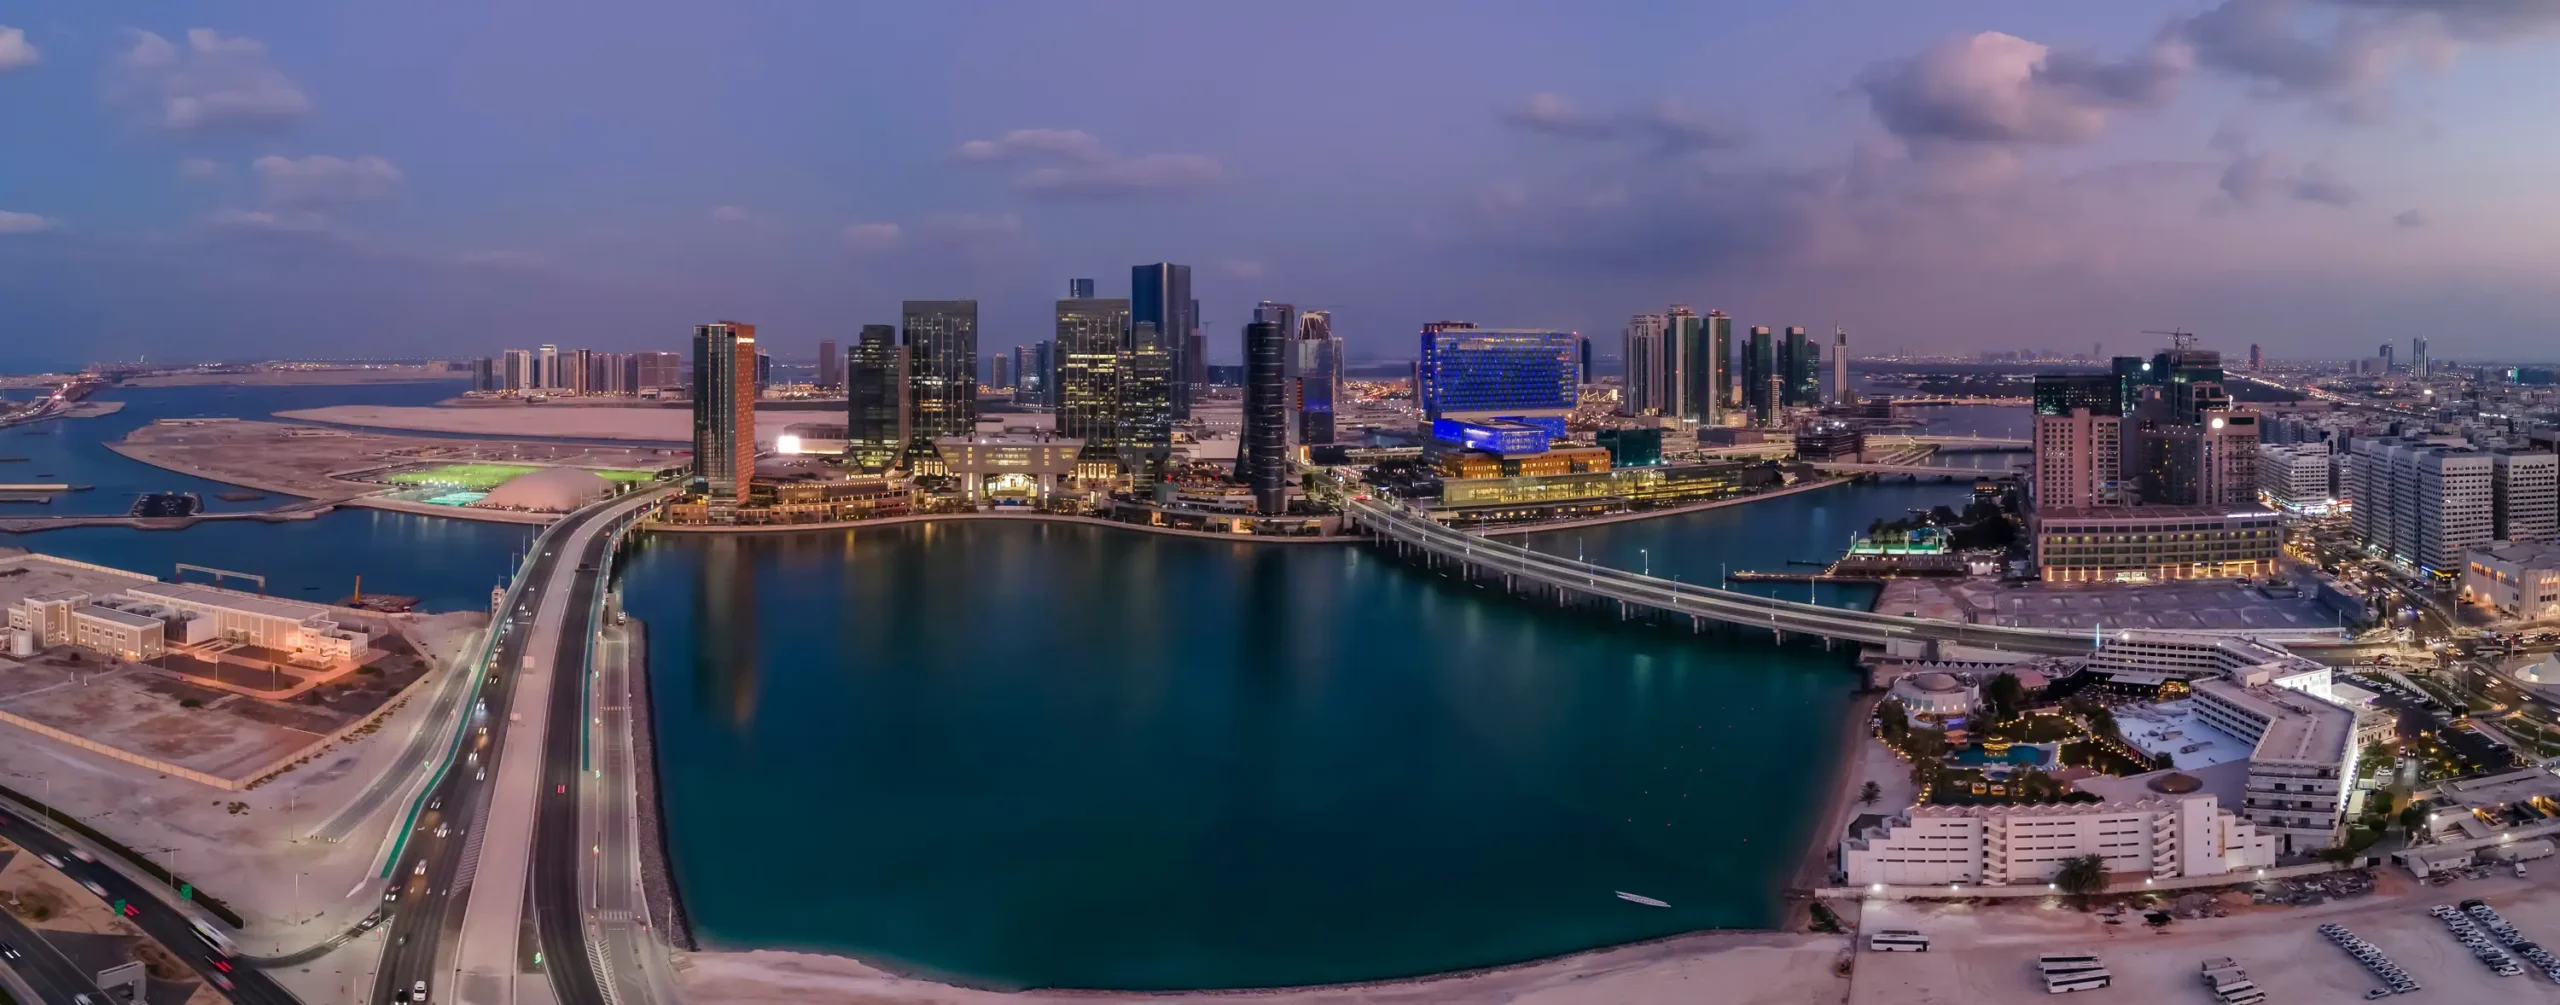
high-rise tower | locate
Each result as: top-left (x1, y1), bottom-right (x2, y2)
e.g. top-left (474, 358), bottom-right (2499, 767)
top-left (1055, 295), bottom-right (1131, 451)
top-left (1132, 264), bottom-right (1196, 417)
top-left (1831, 327), bottom-right (1850, 405)
top-left (691, 321), bottom-right (758, 521)
top-left (845, 325), bottom-right (909, 472)
top-left (901, 300), bottom-right (979, 447)
top-left (1241, 320), bottom-right (1288, 515)
top-left (1621, 313), bottom-right (1667, 417)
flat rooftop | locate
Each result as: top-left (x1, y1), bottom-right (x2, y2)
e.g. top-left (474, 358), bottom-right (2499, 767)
top-left (75, 606), bottom-right (163, 630)
top-left (1946, 579), bottom-right (2344, 636)
top-left (128, 581), bottom-right (332, 622)
top-left (2112, 699), bottom-right (2254, 770)
top-left (2194, 677), bottom-right (2355, 765)
top-left (2476, 540), bottom-right (2560, 566)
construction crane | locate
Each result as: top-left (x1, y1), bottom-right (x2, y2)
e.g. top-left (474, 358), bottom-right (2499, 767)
top-left (2142, 328), bottom-right (2197, 350)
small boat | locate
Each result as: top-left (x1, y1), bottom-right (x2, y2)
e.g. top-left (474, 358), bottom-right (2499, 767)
top-left (1616, 891), bottom-right (1671, 908)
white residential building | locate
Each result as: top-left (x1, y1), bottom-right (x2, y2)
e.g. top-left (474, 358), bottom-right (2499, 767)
top-left (2494, 450), bottom-right (2558, 542)
top-left (2351, 440), bottom-right (2494, 578)
top-left (2192, 671), bottom-right (2358, 856)
top-left (2258, 441), bottom-right (2336, 514)
top-left (2466, 540), bottom-right (2560, 621)
top-left (1841, 783), bottom-right (2274, 887)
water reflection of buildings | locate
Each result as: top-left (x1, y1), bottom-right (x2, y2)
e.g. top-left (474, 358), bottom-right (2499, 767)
top-left (692, 534), bottom-right (760, 728)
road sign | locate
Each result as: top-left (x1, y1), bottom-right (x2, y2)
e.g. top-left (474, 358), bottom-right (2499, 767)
top-left (179, 884), bottom-right (193, 901)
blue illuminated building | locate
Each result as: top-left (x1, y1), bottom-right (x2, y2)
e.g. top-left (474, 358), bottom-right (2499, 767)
top-left (1416, 326), bottom-right (1580, 423)
top-left (1432, 419), bottom-right (1551, 455)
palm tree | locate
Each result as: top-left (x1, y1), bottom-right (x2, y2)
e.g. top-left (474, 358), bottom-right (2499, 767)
top-left (2054, 854), bottom-right (2108, 898)
top-left (1860, 780), bottom-right (1882, 805)
top-left (1985, 672), bottom-right (2025, 722)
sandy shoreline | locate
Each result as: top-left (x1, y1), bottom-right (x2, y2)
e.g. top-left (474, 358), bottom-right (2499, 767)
top-left (678, 929), bottom-right (1853, 1004)
top-left (1792, 693), bottom-right (1884, 902)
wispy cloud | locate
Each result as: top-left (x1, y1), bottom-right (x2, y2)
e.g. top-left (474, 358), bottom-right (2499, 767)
top-left (113, 28), bottom-right (312, 131)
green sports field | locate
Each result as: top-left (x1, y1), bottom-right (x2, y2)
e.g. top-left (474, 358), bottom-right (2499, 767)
top-left (389, 463), bottom-right (661, 491)
top-left (388, 463), bottom-right (540, 491)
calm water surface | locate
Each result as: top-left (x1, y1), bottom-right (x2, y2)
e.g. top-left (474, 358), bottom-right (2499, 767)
top-left (621, 487), bottom-right (1954, 990)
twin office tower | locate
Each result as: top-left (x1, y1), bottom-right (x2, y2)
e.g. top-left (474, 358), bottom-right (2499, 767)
top-left (1621, 307), bottom-right (1845, 427)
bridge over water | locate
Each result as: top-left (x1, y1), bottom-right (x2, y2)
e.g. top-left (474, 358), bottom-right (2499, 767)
top-left (1345, 499), bottom-right (2093, 659)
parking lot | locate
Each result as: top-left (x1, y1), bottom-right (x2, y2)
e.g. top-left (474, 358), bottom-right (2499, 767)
top-left (1844, 869), bottom-right (2560, 1004)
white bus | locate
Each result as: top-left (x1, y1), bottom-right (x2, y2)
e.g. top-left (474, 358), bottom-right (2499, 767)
top-left (2045, 970), bottom-right (2112, 993)
top-left (2039, 952), bottom-right (2101, 969)
top-left (1867, 930), bottom-right (1931, 952)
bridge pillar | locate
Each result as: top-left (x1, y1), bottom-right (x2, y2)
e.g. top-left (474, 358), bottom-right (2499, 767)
top-left (1691, 615), bottom-right (1703, 634)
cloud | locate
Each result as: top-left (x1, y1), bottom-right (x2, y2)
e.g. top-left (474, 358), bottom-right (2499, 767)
top-left (1857, 30), bottom-right (2192, 146)
top-left (178, 157), bottom-right (223, 179)
top-left (918, 213), bottom-right (1022, 241)
top-left (708, 205), bottom-right (750, 223)
top-left (453, 250), bottom-right (547, 269)
top-left (956, 128), bottom-right (1109, 163)
top-left (840, 221), bottom-right (902, 251)
top-left (1220, 259), bottom-right (1267, 280)
top-left (2215, 149), bottom-right (2359, 207)
top-left (0, 211), bottom-right (57, 235)
top-left (2393, 208), bottom-right (2428, 228)
top-left (1015, 153), bottom-right (1222, 199)
top-left (115, 28), bottom-right (312, 131)
top-left (2323, 0), bottom-right (2560, 41)
top-left (954, 128), bottom-right (1221, 199)
top-left (204, 208), bottom-right (330, 234)
top-left (1497, 93), bottom-right (1750, 150)
top-left (0, 26), bottom-right (39, 72)
top-left (252, 155), bottom-right (403, 208)
top-left (1498, 93), bottom-right (1617, 139)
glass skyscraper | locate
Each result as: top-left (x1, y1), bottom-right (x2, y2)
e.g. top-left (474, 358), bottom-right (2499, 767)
top-left (1418, 326), bottom-right (1580, 423)
top-left (845, 325), bottom-right (909, 472)
top-left (1120, 321), bottom-right (1174, 481)
top-left (1241, 320), bottom-right (1289, 515)
top-left (1744, 325), bottom-right (1776, 426)
top-left (691, 321), bottom-right (758, 520)
top-left (901, 300), bottom-right (979, 445)
top-left (1055, 296), bottom-right (1131, 453)
top-left (1131, 263), bottom-right (1195, 417)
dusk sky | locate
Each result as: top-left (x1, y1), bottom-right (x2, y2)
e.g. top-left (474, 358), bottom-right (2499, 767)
top-left (6, 0), bottom-right (2560, 368)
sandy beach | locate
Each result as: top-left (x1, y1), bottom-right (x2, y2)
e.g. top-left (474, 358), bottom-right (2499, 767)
top-left (122, 366), bottom-right (462, 387)
top-left (677, 931), bottom-right (1853, 1005)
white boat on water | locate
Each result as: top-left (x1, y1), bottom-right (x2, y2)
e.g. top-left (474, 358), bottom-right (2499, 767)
top-left (1616, 891), bottom-right (1670, 908)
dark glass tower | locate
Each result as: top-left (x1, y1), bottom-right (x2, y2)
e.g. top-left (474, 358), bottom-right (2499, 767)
top-left (1055, 296), bottom-right (1131, 452)
top-left (1782, 326), bottom-right (1814, 407)
top-left (2033, 374), bottom-right (2122, 416)
top-left (691, 321), bottom-right (758, 520)
top-left (1119, 321), bottom-right (1174, 482)
top-left (901, 300), bottom-right (979, 447)
top-left (817, 338), bottom-right (841, 390)
top-left (1069, 277), bottom-right (1096, 299)
top-left (1744, 325), bottom-right (1776, 425)
top-left (1132, 264), bottom-right (1196, 417)
top-left (1240, 320), bottom-right (1288, 514)
top-left (845, 325), bottom-right (909, 472)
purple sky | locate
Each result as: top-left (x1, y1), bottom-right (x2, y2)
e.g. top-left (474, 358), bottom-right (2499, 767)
top-left (4, 1), bottom-right (2559, 367)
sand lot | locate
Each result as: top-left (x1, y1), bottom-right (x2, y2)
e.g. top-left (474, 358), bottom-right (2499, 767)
top-left (1844, 868), bottom-right (2560, 1003)
top-left (278, 404), bottom-right (802, 445)
top-left (679, 932), bottom-right (1854, 1005)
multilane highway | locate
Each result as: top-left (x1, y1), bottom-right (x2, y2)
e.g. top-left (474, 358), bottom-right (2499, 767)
top-left (0, 810), bottom-right (292, 1004)
top-left (352, 486), bottom-right (666, 1005)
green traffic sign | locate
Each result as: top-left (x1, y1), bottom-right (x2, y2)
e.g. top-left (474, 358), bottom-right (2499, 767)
top-left (179, 884), bottom-right (194, 901)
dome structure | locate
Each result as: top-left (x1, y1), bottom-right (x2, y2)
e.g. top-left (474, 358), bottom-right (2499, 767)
top-left (1888, 669), bottom-right (1980, 717)
top-left (2146, 771), bottom-right (2204, 795)
top-left (474, 467), bottom-right (611, 512)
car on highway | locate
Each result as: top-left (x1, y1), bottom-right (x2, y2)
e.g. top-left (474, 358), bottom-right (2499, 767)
top-left (416, 978), bottom-right (431, 1001)
top-left (209, 957), bottom-right (231, 972)
top-left (384, 888), bottom-right (400, 902)
top-left (68, 848), bottom-right (94, 864)
top-left (0, 942), bottom-right (17, 959)
top-left (80, 880), bottom-right (107, 898)
top-left (210, 973), bottom-right (232, 992)
top-left (38, 853), bottom-right (62, 868)
top-left (415, 860), bottom-right (428, 876)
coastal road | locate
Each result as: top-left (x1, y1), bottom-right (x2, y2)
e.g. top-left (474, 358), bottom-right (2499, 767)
top-left (0, 818), bottom-right (294, 1005)
top-left (371, 486), bottom-right (667, 1005)
top-left (582, 617), bottom-right (683, 1005)
top-left (525, 501), bottom-right (624, 1005)
top-left (0, 851), bottom-right (112, 1005)
top-left (447, 487), bottom-right (666, 1005)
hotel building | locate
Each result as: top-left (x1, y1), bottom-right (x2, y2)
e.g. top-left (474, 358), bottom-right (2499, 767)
top-left (2465, 540), bottom-right (2560, 621)
top-left (1841, 782), bottom-right (2274, 887)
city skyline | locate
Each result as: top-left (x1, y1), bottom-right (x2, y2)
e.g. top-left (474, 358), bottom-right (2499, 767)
top-left (9, 2), bottom-right (2560, 366)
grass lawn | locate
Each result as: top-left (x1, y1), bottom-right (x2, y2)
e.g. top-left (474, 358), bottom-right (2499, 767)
top-left (387, 463), bottom-right (540, 490)
top-left (595, 469), bottom-right (660, 484)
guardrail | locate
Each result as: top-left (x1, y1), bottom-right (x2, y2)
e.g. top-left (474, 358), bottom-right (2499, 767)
top-left (376, 486), bottom-right (669, 878)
